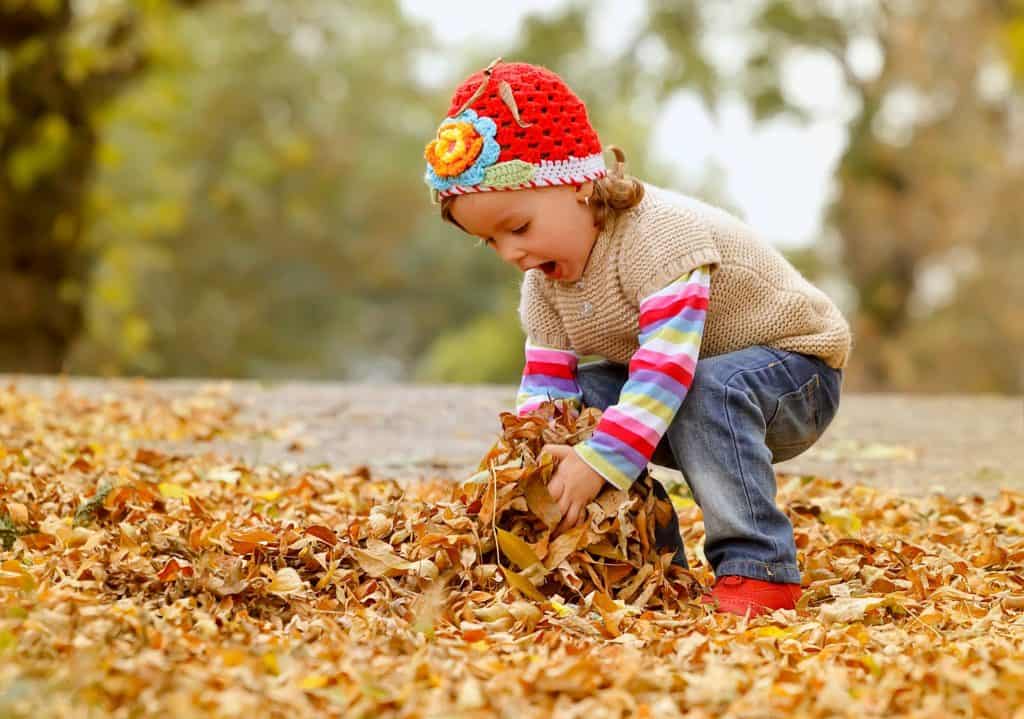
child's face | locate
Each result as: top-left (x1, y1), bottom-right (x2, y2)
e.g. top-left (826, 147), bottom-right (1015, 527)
top-left (448, 185), bottom-right (598, 282)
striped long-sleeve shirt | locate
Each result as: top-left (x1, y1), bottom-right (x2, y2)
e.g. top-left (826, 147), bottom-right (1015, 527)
top-left (515, 264), bottom-right (712, 490)
top-left (515, 338), bottom-right (583, 415)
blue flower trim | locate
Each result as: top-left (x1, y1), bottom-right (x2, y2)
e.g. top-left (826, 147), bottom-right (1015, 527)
top-left (424, 109), bottom-right (501, 192)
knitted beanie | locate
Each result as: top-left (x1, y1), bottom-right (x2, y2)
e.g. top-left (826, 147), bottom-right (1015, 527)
top-left (423, 58), bottom-right (607, 202)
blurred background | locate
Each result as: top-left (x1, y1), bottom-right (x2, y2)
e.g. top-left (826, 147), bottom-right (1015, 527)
top-left (1, 0), bottom-right (1021, 393)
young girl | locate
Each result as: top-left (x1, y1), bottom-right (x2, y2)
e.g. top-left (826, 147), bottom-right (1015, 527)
top-left (423, 59), bottom-right (851, 618)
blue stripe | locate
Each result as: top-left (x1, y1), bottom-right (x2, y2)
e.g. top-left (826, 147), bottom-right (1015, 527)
top-left (520, 374), bottom-right (579, 395)
top-left (581, 432), bottom-right (647, 475)
top-left (625, 367), bottom-right (689, 397)
top-left (618, 376), bottom-right (690, 410)
top-left (639, 312), bottom-right (707, 344)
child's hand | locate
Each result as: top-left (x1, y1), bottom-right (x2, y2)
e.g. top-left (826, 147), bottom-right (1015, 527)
top-left (541, 444), bottom-right (607, 535)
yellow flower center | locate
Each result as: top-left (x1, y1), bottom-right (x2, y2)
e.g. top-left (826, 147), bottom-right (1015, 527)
top-left (424, 121), bottom-right (484, 178)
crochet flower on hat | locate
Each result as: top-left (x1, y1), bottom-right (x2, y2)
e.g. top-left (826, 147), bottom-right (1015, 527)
top-left (424, 110), bottom-right (500, 192)
top-left (423, 59), bottom-right (607, 201)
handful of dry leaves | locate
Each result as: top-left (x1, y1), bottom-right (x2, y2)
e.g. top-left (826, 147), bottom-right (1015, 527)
top-left (456, 400), bottom-right (702, 610)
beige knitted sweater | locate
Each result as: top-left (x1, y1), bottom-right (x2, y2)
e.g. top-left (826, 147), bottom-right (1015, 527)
top-left (519, 183), bottom-right (853, 369)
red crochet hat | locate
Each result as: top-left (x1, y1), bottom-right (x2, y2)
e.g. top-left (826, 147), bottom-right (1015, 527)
top-left (423, 58), bottom-right (607, 201)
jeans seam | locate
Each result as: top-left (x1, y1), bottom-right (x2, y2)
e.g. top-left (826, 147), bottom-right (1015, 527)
top-left (717, 559), bottom-right (802, 583)
top-left (723, 384), bottom-right (775, 560)
top-left (721, 352), bottom-right (788, 564)
top-left (776, 351), bottom-right (800, 390)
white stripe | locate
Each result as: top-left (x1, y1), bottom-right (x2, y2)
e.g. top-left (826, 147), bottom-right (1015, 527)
top-left (533, 152), bottom-right (607, 182)
top-left (643, 336), bottom-right (702, 357)
top-left (608, 402), bottom-right (670, 435)
top-left (525, 337), bottom-right (578, 355)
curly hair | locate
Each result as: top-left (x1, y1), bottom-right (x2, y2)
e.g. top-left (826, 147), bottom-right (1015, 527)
top-left (439, 145), bottom-right (644, 233)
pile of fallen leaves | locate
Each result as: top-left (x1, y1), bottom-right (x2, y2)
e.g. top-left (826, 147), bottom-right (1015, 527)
top-left (458, 401), bottom-right (700, 612)
top-left (2, 381), bottom-right (1024, 718)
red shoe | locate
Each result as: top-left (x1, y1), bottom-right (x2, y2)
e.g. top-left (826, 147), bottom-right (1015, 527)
top-left (700, 575), bottom-right (802, 618)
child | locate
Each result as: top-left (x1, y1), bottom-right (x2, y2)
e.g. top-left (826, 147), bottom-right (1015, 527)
top-left (423, 59), bottom-right (851, 618)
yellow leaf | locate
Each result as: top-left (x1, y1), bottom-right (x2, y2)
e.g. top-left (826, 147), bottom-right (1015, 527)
top-left (262, 653), bottom-right (280, 675)
top-left (821, 509), bottom-right (862, 535)
top-left (496, 528), bottom-right (542, 571)
top-left (220, 649), bottom-right (247, 667)
top-left (252, 489), bottom-right (281, 502)
top-left (671, 496), bottom-right (696, 509)
top-left (299, 674), bottom-right (328, 690)
top-left (549, 599), bottom-right (573, 617)
top-left (749, 626), bottom-right (795, 640)
top-left (157, 483), bottom-right (189, 499)
top-left (860, 653), bottom-right (883, 678)
top-left (502, 566), bottom-right (546, 602)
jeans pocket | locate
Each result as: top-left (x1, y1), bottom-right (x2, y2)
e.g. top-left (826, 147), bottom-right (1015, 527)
top-left (765, 373), bottom-right (820, 458)
top-left (815, 368), bottom-right (842, 436)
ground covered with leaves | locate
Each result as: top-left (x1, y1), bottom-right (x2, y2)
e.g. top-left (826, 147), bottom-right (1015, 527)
top-left (2, 382), bottom-right (1024, 718)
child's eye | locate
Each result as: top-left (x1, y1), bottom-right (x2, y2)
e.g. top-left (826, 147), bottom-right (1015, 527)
top-left (512, 223), bottom-right (529, 235)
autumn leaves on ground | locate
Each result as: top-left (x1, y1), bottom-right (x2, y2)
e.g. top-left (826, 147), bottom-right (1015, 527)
top-left (1, 384), bottom-right (1023, 718)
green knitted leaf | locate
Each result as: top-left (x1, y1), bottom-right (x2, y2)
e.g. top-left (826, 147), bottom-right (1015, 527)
top-left (483, 159), bottom-right (535, 188)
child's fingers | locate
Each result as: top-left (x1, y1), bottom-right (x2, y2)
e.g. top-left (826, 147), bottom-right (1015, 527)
top-left (555, 502), bottom-right (580, 535)
top-left (565, 503), bottom-right (581, 530)
top-left (557, 492), bottom-right (572, 520)
top-left (548, 475), bottom-right (564, 501)
top-left (541, 444), bottom-right (571, 462)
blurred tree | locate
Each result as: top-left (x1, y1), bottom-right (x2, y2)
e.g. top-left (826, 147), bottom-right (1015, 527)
top-left (644, 0), bottom-right (1024, 392)
top-left (68, 0), bottom-right (514, 378)
top-left (0, 0), bottom-right (209, 372)
top-left (9, 0), bottom-right (1019, 391)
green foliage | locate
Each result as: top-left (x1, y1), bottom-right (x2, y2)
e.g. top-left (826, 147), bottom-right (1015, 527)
top-left (416, 308), bottom-right (524, 385)
top-left (0, 0), bottom-right (214, 373)
top-left (61, 1), bottom-right (512, 378)
top-left (6, 114), bottom-right (70, 190)
top-left (0, 512), bottom-right (17, 551)
top-left (73, 478), bottom-right (113, 527)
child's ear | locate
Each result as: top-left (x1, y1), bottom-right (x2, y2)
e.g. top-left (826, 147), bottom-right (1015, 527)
top-left (574, 181), bottom-right (594, 205)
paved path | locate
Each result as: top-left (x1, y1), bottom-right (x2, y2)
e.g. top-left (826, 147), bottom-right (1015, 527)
top-left (5, 376), bottom-right (1023, 499)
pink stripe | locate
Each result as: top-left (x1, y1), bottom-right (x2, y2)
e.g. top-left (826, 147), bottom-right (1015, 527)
top-left (525, 347), bottom-right (576, 365)
top-left (640, 282), bottom-right (710, 312)
top-left (601, 407), bottom-right (662, 447)
top-left (517, 400), bottom-right (543, 415)
top-left (631, 346), bottom-right (697, 374)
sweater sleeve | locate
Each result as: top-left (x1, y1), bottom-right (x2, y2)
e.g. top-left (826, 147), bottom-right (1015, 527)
top-left (515, 338), bottom-right (583, 416)
top-left (573, 264), bottom-right (712, 490)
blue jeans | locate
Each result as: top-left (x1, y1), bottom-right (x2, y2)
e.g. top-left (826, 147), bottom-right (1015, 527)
top-left (578, 345), bottom-right (843, 584)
